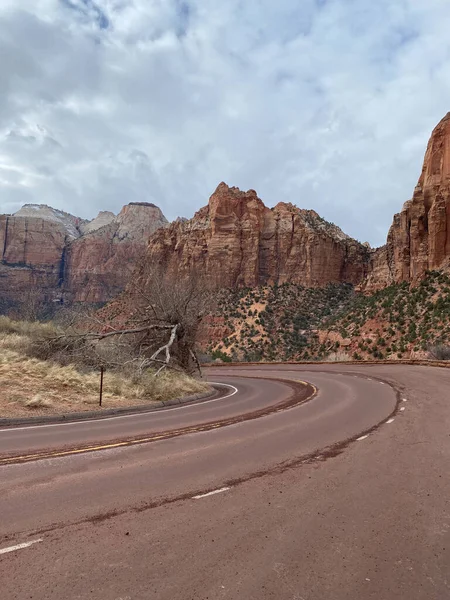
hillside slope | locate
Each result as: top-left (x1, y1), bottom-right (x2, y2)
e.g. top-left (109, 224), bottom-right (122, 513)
top-left (204, 271), bottom-right (450, 362)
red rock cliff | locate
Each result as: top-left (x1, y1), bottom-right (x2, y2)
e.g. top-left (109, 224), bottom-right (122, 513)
top-left (134, 183), bottom-right (370, 289)
top-left (64, 203), bottom-right (168, 303)
top-left (0, 202), bottom-right (167, 310)
top-left (365, 113), bottom-right (450, 290)
top-left (0, 215), bottom-right (68, 308)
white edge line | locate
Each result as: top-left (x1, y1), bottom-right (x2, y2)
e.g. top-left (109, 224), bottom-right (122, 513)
top-left (0, 538), bottom-right (43, 555)
top-left (193, 487), bottom-right (230, 499)
top-left (356, 435), bottom-right (369, 441)
top-left (0, 383), bottom-right (239, 433)
top-left (386, 418), bottom-right (395, 424)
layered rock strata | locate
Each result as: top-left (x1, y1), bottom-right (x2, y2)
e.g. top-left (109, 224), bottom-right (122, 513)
top-left (134, 183), bottom-right (370, 290)
top-left (64, 203), bottom-right (167, 303)
top-left (365, 113), bottom-right (450, 290)
top-left (3, 113), bottom-right (450, 312)
top-left (0, 215), bottom-right (68, 309)
top-left (0, 203), bottom-right (167, 309)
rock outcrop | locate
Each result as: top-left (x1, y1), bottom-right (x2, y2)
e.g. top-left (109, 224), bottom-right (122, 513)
top-left (79, 211), bottom-right (115, 235)
top-left (64, 203), bottom-right (168, 303)
top-left (134, 183), bottom-right (370, 290)
top-left (365, 113), bottom-right (450, 290)
top-left (13, 204), bottom-right (87, 238)
top-left (0, 214), bottom-right (69, 310)
top-left (0, 202), bottom-right (167, 310)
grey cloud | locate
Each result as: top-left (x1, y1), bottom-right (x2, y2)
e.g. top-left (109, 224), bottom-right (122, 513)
top-left (0, 0), bottom-right (449, 245)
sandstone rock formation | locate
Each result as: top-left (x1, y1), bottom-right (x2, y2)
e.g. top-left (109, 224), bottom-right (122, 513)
top-left (0, 202), bottom-right (167, 311)
top-left (13, 204), bottom-right (87, 238)
top-left (365, 113), bottom-right (450, 290)
top-left (4, 112), bottom-right (450, 315)
top-left (134, 182), bottom-right (370, 290)
top-left (0, 214), bottom-right (69, 310)
top-left (79, 211), bottom-right (115, 235)
top-left (64, 203), bottom-right (168, 303)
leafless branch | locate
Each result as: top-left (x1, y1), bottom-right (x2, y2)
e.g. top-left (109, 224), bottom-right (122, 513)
top-left (149, 324), bottom-right (179, 374)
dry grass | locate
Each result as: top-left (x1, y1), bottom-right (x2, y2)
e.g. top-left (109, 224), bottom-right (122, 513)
top-left (325, 351), bottom-right (352, 362)
top-left (0, 315), bottom-right (56, 338)
top-left (0, 317), bottom-right (209, 419)
top-left (25, 394), bottom-right (54, 409)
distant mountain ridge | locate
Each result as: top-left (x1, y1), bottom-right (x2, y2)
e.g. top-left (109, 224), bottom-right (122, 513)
top-left (1, 113), bottom-right (450, 326)
top-left (0, 202), bottom-right (168, 312)
top-left (13, 204), bottom-right (88, 239)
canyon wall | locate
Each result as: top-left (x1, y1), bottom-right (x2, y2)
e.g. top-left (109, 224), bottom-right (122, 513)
top-left (0, 214), bottom-right (68, 309)
top-left (2, 113), bottom-right (450, 313)
top-left (133, 182), bottom-right (370, 290)
top-left (64, 203), bottom-right (167, 303)
top-left (365, 112), bottom-right (450, 290)
top-left (0, 203), bottom-right (167, 310)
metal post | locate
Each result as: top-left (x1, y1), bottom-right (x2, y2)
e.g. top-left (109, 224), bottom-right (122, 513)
top-left (99, 366), bottom-right (104, 407)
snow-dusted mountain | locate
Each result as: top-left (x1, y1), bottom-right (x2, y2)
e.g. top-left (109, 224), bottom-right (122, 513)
top-left (0, 201), bottom-right (168, 310)
top-left (13, 204), bottom-right (87, 239)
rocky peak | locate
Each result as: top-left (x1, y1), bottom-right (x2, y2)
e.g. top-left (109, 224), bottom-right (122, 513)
top-left (79, 211), bottom-right (115, 235)
top-left (114, 202), bottom-right (168, 241)
top-left (418, 111), bottom-right (450, 195)
top-left (206, 183), bottom-right (266, 240)
top-left (13, 204), bottom-right (87, 239)
top-left (364, 112), bottom-right (450, 291)
top-left (213, 182), bottom-right (259, 199)
top-left (63, 201), bottom-right (169, 303)
top-left (133, 183), bottom-right (369, 291)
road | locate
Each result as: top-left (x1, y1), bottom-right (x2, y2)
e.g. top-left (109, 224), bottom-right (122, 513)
top-left (0, 364), bottom-right (449, 599)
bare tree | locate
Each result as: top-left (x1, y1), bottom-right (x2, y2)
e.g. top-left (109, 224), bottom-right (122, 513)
top-left (14, 273), bottom-right (48, 321)
top-left (115, 267), bottom-right (214, 375)
top-left (37, 268), bottom-right (215, 377)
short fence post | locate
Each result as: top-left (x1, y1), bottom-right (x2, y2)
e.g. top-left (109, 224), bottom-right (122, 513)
top-left (99, 366), bottom-right (104, 407)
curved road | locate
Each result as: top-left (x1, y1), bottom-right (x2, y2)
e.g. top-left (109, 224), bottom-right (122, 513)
top-left (0, 364), bottom-right (449, 600)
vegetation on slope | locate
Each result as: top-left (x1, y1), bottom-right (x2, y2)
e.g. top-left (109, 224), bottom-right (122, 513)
top-left (205, 271), bottom-right (450, 362)
top-left (206, 283), bottom-right (355, 361)
top-left (317, 270), bottom-right (450, 360)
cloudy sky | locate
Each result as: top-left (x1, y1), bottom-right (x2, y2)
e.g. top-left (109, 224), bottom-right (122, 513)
top-left (1, 0), bottom-right (449, 246)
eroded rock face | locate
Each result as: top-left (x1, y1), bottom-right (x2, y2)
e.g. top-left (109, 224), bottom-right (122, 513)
top-left (5, 112), bottom-right (450, 312)
top-left (13, 204), bottom-right (87, 239)
top-left (0, 215), bottom-right (68, 308)
top-left (365, 113), bottom-right (450, 291)
top-left (79, 211), bottom-right (115, 235)
top-left (64, 203), bottom-right (168, 303)
top-left (0, 202), bottom-right (168, 310)
top-left (134, 182), bottom-right (370, 290)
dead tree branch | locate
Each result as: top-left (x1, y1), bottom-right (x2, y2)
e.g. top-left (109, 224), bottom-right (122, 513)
top-left (149, 324), bottom-right (179, 375)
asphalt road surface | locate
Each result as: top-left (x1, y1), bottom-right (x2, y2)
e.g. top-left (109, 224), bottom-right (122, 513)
top-left (0, 364), bottom-right (449, 600)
